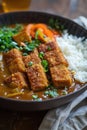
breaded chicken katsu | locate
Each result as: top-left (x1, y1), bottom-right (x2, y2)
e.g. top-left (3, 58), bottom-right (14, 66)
top-left (44, 49), bottom-right (68, 67)
top-left (3, 49), bottom-right (25, 73)
top-left (27, 64), bottom-right (48, 91)
top-left (23, 49), bottom-right (41, 68)
top-left (3, 49), bottom-right (22, 65)
top-left (24, 48), bottom-right (48, 91)
top-left (5, 72), bottom-right (28, 89)
top-left (8, 58), bottom-right (25, 73)
top-left (38, 41), bottom-right (58, 53)
top-left (4, 43), bottom-right (72, 90)
top-left (50, 65), bottom-right (72, 88)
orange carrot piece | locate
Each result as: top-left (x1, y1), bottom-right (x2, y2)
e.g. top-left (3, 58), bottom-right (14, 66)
top-left (30, 24), bottom-right (54, 40)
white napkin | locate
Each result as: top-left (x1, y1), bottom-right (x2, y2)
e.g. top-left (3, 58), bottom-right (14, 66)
top-left (74, 16), bottom-right (87, 29)
top-left (39, 17), bottom-right (87, 130)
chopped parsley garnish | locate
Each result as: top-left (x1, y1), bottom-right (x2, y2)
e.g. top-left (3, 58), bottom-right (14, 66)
top-left (62, 90), bottom-right (68, 95)
top-left (44, 84), bottom-right (59, 98)
top-left (22, 52), bottom-right (28, 56)
top-left (22, 39), bottom-right (41, 55)
top-left (32, 94), bottom-right (42, 101)
top-left (32, 94), bottom-right (38, 99)
top-left (48, 18), bottom-right (64, 32)
top-left (62, 87), bottom-right (68, 95)
top-left (35, 29), bottom-right (41, 39)
top-left (28, 61), bottom-right (33, 66)
top-left (47, 46), bottom-right (51, 51)
top-left (0, 24), bottom-right (23, 52)
top-left (11, 24), bottom-right (23, 34)
top-left (39, 52), bottom-right (44, 59)
top-left (41, 60), bottom-right (48, 72)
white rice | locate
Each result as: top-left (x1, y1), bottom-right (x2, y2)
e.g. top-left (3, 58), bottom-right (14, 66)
top-left (56, 31), bottom-right (87, 83)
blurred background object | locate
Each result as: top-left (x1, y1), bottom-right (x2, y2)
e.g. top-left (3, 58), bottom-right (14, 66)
top-left (1, 0), bottom-right (31, 12)
top-left (29, 0), bottom-right (87, 19)
top-left (0, 0), bottom-right (87, 19)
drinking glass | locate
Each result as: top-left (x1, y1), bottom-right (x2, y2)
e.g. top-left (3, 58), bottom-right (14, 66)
top-left (1, 0), bottom-right (31, 12)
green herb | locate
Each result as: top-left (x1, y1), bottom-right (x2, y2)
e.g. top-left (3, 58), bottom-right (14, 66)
top-left (22, 52), bottom-right (28, 56)
top-left (62, 87), bottom-right (68, 95)
top-left (22, 39), bottom-right (41, 54)
top-left (19, 46), bottom-right (23, 51)
top-left (49, 90), bottom-right (58, 98)
top-left (44, 90), bottom-right (49, 95)
top-left (28, 61), bottom-right (33, 66)
top-left (47, 46), bottom-right (51, 51)
top-left (39, 52), bottom-right (44, 59)
top-left (41, 60), bottom-right (48, 72)
top-left (46, 84), bottom-right (56, 89)
top-left (35, 98), bottom-right (42, 101)
top-left (44, 84), bottom-right (59, 98)
top-left (44, 89), bottom-right (58, 98)
top-left (48, 18), bottom-right (64, 32)
top-left (35, 29), bottom-right (41, 39)
top-left (12, 24), bottom-right (23, 34)
top-left (0, 24), bottom-right (23, 52)
top-left (32, 94), bottom-right (38, 99)
top-left (62, 90), bottom-right (68, 95)
top-left (32, 94), bottom-right (42, 101)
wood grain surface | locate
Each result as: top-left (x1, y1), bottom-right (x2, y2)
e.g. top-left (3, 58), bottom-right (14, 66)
top-left (0, 0), bottom-right (87, 130)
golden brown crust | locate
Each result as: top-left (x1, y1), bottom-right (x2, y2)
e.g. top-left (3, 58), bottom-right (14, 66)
top-left (3, 49), bottom-right (22, 65)
top-left (44, 49), bottom-right (68, 67)
top-left (8, 58), bottom-right (25, 73)
top-left (4, 72), bottom-right (28, 89)
top-left (23, 49), bottom-right (41, 68)
top-left (26, 64), bottom-right (48, 91)
top-left (38, 41), bottom-right (58, 53)
top-left (13, 25), bottom-right (31, 45)
top-left (50, 65), bottom-right (72, 88)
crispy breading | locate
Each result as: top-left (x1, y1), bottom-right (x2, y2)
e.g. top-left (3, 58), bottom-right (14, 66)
top-left (44, 49), bottom-right (68, 67)
top-left (50, 65), bottom-right (72, 88)
top-left (4, 72), bottom-right (28, 89)
top-left (38, 42), bottom-right (58, 53)
top-left (26, 64), bottom-right (48, 91)
top-left (23, 49), bottom-right (41, 68)
top-left (13, 25), bottom-right (31, 45)
top-left (8, 58), bottom-right (25, 73)
top-left (3, 49), bottom-right (22, 65)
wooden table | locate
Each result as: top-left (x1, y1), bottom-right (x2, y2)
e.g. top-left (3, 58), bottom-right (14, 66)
top-left (0, 0), bottom-right (87, 130)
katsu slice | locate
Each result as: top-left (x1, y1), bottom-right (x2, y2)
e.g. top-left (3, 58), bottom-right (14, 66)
top-left (50, 65), bottom-right (72, 88)
top-left (44, 49), bottom-right (68, 67)
top-left (9, 58), bottom-right (25, 73)
top-left (4, 72), bottom-right (28, 89)
top-left (13, 24), bottom-right (32, 45)
top-left (23, 48), bottom-right (41, 68)
top-left (38, 41), bottom-right (59, 53)
top-left (26, 64), bottom-right (48, 91)
top-left (3, 48), bottom-right (22, 65)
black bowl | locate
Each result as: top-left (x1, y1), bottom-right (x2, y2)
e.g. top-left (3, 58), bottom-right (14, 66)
top-left (0, 11), bottom-right (87, 111)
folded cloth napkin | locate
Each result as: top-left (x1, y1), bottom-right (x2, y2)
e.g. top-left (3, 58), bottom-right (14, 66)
top-left (39, 17), bottom-right (87, 130)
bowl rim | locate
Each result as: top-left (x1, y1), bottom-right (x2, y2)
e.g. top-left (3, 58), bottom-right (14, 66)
top-left (0, 11), bottom-right (87, 110)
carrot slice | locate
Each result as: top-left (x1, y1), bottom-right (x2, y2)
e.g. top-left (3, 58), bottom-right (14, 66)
top-left (30, 24), bottom-right (54, 40)
top-left (25, 23), bottom-right (61, 42)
